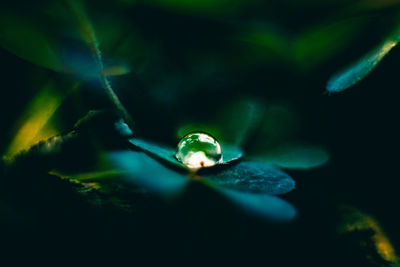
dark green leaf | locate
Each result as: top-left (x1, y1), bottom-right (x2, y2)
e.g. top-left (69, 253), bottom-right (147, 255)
top-left (0, 13), bottom-right (64, 72)
top-left (219, 189), bottom-right (297, 222)
top-left (204, 161), bottom-right (295, 195)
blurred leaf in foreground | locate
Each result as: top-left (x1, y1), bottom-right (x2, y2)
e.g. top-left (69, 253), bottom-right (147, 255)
top-left (110, 150), bottom-right (188, 197)
top-left (110, 148), bottom-right (296, 222)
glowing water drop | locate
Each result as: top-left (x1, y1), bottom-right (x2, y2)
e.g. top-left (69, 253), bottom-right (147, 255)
top-left (175, 132), bottom-right (223, 169)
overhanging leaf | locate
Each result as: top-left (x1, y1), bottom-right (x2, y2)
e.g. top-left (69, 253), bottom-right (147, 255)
top-left (0, 10), bottom-right (130, 77)
top-left (219, 189), bottom-right (297, 222)
top-left (0, 13), bottom-right (63, 72)
top-left (204, 161), bottom-right (295, 195)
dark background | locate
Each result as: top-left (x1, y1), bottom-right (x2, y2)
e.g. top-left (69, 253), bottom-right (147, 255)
top-left (1, 0), bottom-right (399, 265)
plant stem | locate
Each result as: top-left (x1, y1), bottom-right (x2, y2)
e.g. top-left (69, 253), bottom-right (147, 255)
top-left (66, 0), bottom-right (134, 130)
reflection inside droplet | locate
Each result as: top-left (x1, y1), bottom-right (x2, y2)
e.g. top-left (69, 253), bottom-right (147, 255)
top-left (175, 132), bottom-right (223, 169)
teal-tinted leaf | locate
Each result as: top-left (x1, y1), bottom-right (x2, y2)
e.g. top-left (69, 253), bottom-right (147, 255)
top-left (204, 161), bottom-right (295, 195)
top-left (327, 30), bottom-right (400, 93)
top-left (253, 143), bottom-right (329, 170)
top-left (128, 138), bottom-right (243, 169)
top-left (219, 189), bottom-right (297, 222)
top-left (109, 150), bottom-right (187, 197)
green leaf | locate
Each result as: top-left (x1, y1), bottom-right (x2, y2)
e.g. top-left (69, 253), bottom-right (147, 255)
top-left (219, 189), bottom-right (297, 222)
top-left (327, 27), bottom-right (400, 93)
top-left (0, 13), bottom-right (64, 72)
top-left (253, 143), bottom-right (330, 170)
top-left (204, 161), bottom-right (295, 195)
top-left (0, 8), bottom-right (130, 76)
top-left (109, 150), bottom-right (188, 197)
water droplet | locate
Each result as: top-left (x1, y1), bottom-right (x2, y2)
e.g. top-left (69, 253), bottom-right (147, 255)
top-left (175, 132), bottom-right (223, 169)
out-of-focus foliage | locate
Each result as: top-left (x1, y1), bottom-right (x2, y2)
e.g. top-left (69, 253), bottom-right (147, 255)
top-left (4, 82), bottom-right (66, 158)
top-left (339, 206), bottom-right (399, 265)
top-left (327, 25), bottom-right (400, 93)
top-left (0, 13), bottom-right (63, 72)
top-left (177, 99), bottom-right (264, 146)
top-left (0, 1), bottom-right (132, 77)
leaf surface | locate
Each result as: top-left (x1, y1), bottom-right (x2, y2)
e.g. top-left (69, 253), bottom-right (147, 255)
top-left (204, 161), bottom-right (295, 195)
